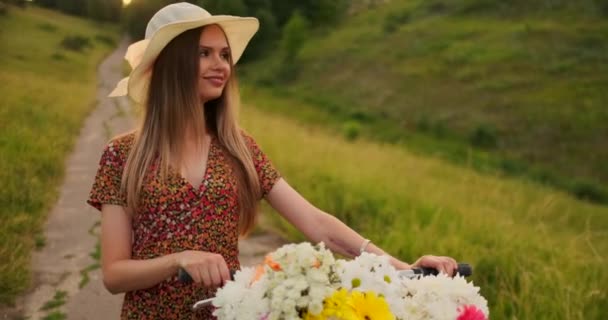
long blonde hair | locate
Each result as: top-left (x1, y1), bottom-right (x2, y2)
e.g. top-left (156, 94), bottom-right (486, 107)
top-left (121, 26), bottom-right (261, 235)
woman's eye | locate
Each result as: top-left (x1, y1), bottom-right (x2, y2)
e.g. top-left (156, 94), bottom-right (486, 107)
top-left (221, 52), bottom-right (231, 61)
top-left (199, 50), bottom-right (209, 57)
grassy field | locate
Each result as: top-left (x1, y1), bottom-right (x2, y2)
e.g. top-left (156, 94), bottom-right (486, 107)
top-left (0, 5), bottom-right (118, 305)
top-left (243, 0), bottom-right (608, 203)
top-left (240, 91), bottom-right (607, 319)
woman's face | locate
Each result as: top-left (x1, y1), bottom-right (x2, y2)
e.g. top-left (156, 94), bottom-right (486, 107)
top-left (198, 24), bottom-right (231, 103)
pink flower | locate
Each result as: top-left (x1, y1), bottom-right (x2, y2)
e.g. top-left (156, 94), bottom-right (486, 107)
top-left (457, 305), bottom-right (487, 320)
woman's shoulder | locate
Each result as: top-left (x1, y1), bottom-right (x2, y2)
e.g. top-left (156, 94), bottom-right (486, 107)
top-left (102, 131), bottom-right (136, 160)
top-left (239, 129), bottom-right (257, 146)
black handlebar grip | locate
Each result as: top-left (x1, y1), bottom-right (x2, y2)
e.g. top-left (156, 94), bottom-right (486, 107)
top-left (178, 268), bottom-right (194, 283)
top-left (415, 263), bottom-right (472, 277)
top-left (178, 268), bottom-right (236, 283)
top-left (455, 263), bottom-right (472, 277)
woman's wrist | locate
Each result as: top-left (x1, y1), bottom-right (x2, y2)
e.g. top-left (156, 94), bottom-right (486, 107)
top-left (389, 257), bottom-right (411, 270)
top-left (169, 251), bottom-right (184, 271)
top-left (357, 239), bottom-right (411, 270)
top-left (359, 239), bottom-right (372, 255)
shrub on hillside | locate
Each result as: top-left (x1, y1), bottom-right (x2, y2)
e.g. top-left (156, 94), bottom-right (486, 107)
top-left (383, 10), bottom-right (410, 34)
top-left (51, 52), bottom-right (66, 61)
top-left (281, 12), bottom-right (309, 63)
top-left (571, 180), bottom-right (608, 203)
top-left (277, 12), bottom-right (309, 82)
top-left (469, 124), bottom-right (498, 149)
top-left (38, 22), bottom-right (57, 32)
top-left (2, 0), bottom-right (26, 9)
top-left (342, 121), bottom-right (362, 141)
top-left (95, 34), bottom-right (115, 46)
top-left (415, 115), bottom-right (449, 138)
top-left (499, 158), bottom-right (526, 176)
top-left (60, 35), bottom-right (92, 52)
top-left (595, 0), bottom-right (608, 16)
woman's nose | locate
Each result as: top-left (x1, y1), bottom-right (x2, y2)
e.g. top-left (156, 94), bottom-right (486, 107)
top-left (211, 54), bottom-right (228, 70)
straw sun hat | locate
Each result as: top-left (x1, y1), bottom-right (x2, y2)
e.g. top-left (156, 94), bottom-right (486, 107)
top-left (109, 2), bottom-right (259, 104)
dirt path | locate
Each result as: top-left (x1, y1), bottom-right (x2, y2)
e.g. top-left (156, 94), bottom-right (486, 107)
top-left (6, 38), bottom-right (285, 320)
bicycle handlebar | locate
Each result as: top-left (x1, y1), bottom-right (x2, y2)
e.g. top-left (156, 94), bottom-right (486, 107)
top-left (177, 268), bottom-right (236, 284)
top-left (178, 263), bottom-right (472, 284)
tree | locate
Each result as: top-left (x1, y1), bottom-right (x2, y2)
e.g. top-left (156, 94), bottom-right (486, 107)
top-left (87, 0), bottom-right (122, 22)
top-left (56, 0), bottom-right (87, 16)
top-left (214, 0), bottom-right (247, 16)
top-left (34, 0), bottom-right (121, 21)
top-left (276, 11), bottom-right (309, 81)
top-left (281, 11), bottom-right (308, 62)
top-left (35, 0), bottom-right (57, 9)
top-left (243, 7), bottom-right (279, 61)
top-left (269, 0), bottom-right (347, 27)
top-left (122, 0), bottom-right (172, 40)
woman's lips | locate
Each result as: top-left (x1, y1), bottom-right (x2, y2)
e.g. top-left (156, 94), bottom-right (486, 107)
top-left (204, 76), bottom-right (225, 87)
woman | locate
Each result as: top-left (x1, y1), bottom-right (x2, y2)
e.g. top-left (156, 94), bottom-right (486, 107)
top-left (88, 3), bottom-right (458, 319)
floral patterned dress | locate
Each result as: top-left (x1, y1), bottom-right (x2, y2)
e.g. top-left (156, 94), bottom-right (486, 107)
top-left (87, 131), bottom-right (281, 319)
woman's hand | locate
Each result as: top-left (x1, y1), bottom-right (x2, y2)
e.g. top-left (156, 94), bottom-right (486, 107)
top-left (175, 251), bottom-right (231, 287)
top-left (412, 255), bottom-right (458, 276)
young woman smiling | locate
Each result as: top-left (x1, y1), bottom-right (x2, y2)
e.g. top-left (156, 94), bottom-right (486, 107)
top-left (88, 3), bottom-right (458, 318)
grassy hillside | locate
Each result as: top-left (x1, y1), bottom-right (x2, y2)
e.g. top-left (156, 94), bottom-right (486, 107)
top-left (240, 90), bottom-right (607, 319)
top-left (244, 0), bottom-right (608, 203)
top-left (0, 5), bottom-right (118, 304)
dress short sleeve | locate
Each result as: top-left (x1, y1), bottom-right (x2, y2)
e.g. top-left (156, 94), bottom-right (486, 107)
top-left (241, 131), bottom-right (281, 198)
top-left (87, 135), bottom-right (132, 211)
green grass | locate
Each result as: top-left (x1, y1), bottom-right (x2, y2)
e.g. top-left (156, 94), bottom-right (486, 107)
top-left (41, 311), bottom-right (66, 320)
top-left (40, 290), bottom-right (67, 311)
top-left (242, 0), bottom-right (608, 203)
top-left (79, 221), bottom-right (101, 289)
top-left (241, 94), bottom-right (608, 319)
top-left (0, 5), bottom-right (118, 305)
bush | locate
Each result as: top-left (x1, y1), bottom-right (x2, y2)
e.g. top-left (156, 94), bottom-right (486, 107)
top-left (415, 115), bottom-right (449, 138)
top-left (342, 121), bottom-right (361, 141)
top-left (276, 62), bottom-right (300, 83)
top-left (469, 123), bottom-right (498, 149)
top-left (499, 158), bottom-right (526, 176)
top-left (95, 34), bottom-right (115, 46)
top-left (51, 52), bottom-right (66, 61)
top-left (595, 0), bottom-right (608, 16)
top-left (281, 12), bottom-right (309, 63)
top-left (570, 180), bottom-right (608, 203)
top-left (457, 0), bottom-right (504, 15)
top-left (38, 22), bottom-right (57, 32)
top-left (1, 0), bottom-right (26, 9)
top-left (425, 0), bottom-right (449, 14)
top-left (60, 35), bottom-right (92, 52)
top-left (383, 10), bottom-right (410, 34)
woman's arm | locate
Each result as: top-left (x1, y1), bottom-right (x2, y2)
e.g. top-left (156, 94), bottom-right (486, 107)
top-left (100, 204), bottom-right (230, 294)
top-left (265, 179), bottom-right (457, 274)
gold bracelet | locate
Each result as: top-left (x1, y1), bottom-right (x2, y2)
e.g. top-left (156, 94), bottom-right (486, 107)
top-left (359, 239), bottom-right (371, 255)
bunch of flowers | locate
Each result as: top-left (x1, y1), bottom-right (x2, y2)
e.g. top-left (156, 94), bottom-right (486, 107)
top-left (212, 242), bottom-right (488, 320)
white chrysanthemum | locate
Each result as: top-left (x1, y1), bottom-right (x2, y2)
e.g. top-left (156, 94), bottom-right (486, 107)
top-left (213, 267), bottom-right (269, 320)
top-left (400, 272), bottom-right (489, 319)
top-left (261, 243), bottom-right (337, 320)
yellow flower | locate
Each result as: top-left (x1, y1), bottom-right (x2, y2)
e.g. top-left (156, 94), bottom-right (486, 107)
top-left (305, 289), bottom-right (395, 320)
top-left (305, 289), bottom-right (358, 320)
top-left (303, 312), bottom-right (325, 320)
top-left (350, 291), bottom-right (395, 320)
